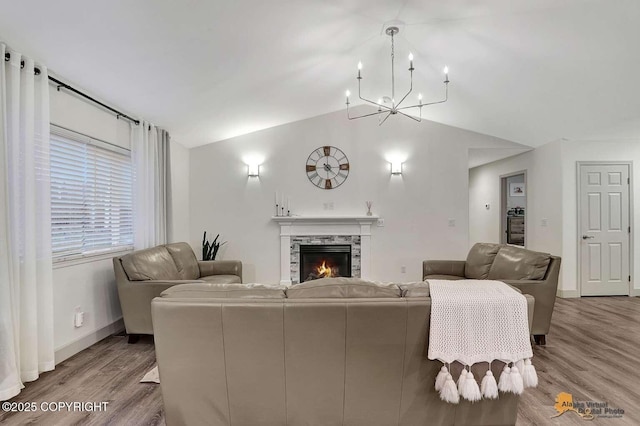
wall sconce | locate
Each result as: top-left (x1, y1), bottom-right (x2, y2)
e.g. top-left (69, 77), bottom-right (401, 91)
top-left (247, 163), bottom-right (260, 177)
top-left (391, 161), bottom-right (403, 175)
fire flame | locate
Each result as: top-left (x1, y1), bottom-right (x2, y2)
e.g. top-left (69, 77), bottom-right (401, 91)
top-left (317, 261), bottom-right (334, 278)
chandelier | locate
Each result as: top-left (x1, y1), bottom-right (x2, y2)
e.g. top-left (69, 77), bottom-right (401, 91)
top-left (345, 26), bottom-right (450, 125)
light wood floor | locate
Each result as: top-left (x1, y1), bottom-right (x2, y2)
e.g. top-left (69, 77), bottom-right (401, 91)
top-left (1, 297), bottom-right (639, 425)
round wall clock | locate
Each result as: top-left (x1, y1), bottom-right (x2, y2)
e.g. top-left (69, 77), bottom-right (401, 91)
top-left (305, 146), bottom-right (350, 189)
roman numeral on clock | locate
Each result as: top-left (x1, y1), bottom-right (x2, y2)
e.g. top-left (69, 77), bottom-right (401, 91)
top-left (325, 179), bottom-right (332, 189)
top-left (306, 165), bottom-right (316, 172)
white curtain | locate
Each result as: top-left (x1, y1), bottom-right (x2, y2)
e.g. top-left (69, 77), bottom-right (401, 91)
top-left (0, 44), bottom-right (55, 401)
top-left (131, 122), bottom-right (170, 249)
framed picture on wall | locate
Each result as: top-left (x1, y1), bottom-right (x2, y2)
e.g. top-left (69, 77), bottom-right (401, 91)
top-left (510, 183), bottom-right (526, 197)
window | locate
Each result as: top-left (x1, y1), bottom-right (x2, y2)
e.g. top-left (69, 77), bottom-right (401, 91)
top-left (50, 126), bottom-right (133, 261)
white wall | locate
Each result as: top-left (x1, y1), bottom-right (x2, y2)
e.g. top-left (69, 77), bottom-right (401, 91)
top-left (168, 139), bottom-right (190, 243)
top-left (189, 107), bottom-right (526, 284)
top-left (470, 138), bottom-right (640, 297)
top-left (50, 88), bottom-right (129, 362)
top-left (50, 88), bottom-right (189, 362)
top-left (469, 140), bottom-right (562, 254)
top-left (561, 139), bottom-right (640, 297)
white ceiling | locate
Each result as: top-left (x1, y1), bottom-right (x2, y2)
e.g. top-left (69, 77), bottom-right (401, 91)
top-left (0, 0), bottom-right (638, 148)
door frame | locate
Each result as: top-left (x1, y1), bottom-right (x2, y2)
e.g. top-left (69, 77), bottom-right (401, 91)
top-left (500, 170), bottom-right (527, 247)
top-left (576, 161), bottom-right (634, 296)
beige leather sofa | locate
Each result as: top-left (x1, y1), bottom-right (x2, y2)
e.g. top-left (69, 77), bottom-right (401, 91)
top-left (113, 242), bottom-right (242, 340)
top-left (152, 278), bottom-right (534, 426)
top-left (423, 243), bottom-right (561, 345)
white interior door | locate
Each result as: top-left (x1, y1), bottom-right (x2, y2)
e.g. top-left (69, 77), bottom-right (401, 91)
top-left (579, 164), bottom-right (631, 296)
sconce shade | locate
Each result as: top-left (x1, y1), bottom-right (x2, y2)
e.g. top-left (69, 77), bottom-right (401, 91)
top-left (248, 164), bottom-right (260, 177)
top-left (391, 161), bottom-right (402, 175)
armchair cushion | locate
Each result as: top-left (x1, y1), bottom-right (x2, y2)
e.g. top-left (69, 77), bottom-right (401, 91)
top-left (423, 274), bottom-right (465, 281)
top-left (422, 260), bottom-right (466, 278)
top-left (165, 242), bottom-right (200, 280)
top-left (286, 277), bottom-right (401, 298)
top-left (465, 243), bottom-right (501, 279)
top-left (120, 246), bottom-right (181, 281)
top-left (199, 260), bottom-right (242, 278)
top-left (200, 274), bottom-right (242, 284)
top-left (488, 246), bottom-right (551, 280)
top-left (161, 283), bottom-right (286, 299)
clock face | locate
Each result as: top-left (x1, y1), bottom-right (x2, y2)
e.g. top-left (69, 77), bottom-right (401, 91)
top-left (306, 146), bottom-right (350, 189)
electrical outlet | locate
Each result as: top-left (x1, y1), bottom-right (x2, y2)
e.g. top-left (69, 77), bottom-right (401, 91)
top-left (377, 218), bottom-right (385, 227)
top-left (328, 202), bottom-right (334, 210)
top-left (448, 218), bottom-right (456, 227)
top-left (401, 265), bottom-right (406, 273)
top-left (74, 311), bottom-right (84, 328)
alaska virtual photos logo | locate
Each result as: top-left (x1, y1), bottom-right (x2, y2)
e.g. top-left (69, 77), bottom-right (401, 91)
top-left (552, 392), bottom-right (624, 420)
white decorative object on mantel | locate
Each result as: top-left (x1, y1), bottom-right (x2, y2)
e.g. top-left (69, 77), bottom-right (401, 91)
top-left (272, 215), bottom-right (378, 285)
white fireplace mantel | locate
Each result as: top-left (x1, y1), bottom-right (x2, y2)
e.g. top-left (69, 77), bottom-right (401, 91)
top-left (272, 215), bottom-right (378, 285)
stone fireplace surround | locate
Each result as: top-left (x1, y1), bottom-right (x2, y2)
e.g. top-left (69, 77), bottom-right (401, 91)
top-left (293, 236), bottom-right (359, 284)
top-left (272, 216), bottom-right (378, 286)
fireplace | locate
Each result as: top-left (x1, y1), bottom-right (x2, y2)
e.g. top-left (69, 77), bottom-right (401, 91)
top-left (299, 245), bottom-right (352, 282)
top-left (272, 215), bottom-right (376, 285)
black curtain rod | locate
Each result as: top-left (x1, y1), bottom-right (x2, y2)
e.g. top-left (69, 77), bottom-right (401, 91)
top-left (4, 52), bottom-right (140, 125)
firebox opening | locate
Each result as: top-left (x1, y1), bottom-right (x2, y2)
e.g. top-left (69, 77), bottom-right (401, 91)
top-left (300, 245), bottom-right (351, 282)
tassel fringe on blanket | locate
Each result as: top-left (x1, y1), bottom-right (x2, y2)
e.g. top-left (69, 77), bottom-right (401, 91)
top-left (436, 360), bottom-right (538, 403)
top-left (427, 280), bottom-right (541, 404)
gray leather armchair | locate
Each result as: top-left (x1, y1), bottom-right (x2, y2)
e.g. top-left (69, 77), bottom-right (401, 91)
top-left (423, 243), bottom-right (561, 345)
top-left (113, 242), bottom-right (242, 340)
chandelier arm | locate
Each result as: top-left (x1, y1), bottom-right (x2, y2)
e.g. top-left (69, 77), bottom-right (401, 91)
top-left (348, 108), bottom-right (390, 120)
top-left (398, 82), bottom-right (449, 112)
top-left (357, 79), bottom-right (391, 111)
top-left (378, 111), bottom-right (393, 126)
top-left (396, 110), bottom-right (421, 122)
top-left (394, 71), bottom-right (413, 109)
top-left (359, 96), bottom-right (392, 111)
top-left (397, 81), bottom-right (449, 110)
top-left (396, 99), bottom-right (446, 110)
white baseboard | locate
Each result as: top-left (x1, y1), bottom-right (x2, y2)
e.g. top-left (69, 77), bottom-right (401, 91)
top-left (558, 289), bottom-right (640, 297)
top-left (557, 289), bottom-right (580, 298)
top-left (54, 319), bottom-right (125, 364)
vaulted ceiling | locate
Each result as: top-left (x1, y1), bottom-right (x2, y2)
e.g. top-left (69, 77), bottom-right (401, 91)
top-left (1, 0), bottom-right (638, 148)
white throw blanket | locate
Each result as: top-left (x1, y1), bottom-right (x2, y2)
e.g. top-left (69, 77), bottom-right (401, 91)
top-left (427, 280), bottom-right (538, 404)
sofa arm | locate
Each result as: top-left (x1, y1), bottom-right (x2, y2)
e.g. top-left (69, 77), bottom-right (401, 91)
top-left (116, 279), bottom-right (202, 335)
top-left (503, 278), bottom-right (557, 336)
top-left (199, 260), bottom-right (242, 279)
top-left (422, 260), bottom-right (466, 279)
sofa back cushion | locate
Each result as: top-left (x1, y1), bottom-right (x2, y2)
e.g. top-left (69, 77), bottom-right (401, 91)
top-left (488, 246), bottom-right (551, 280)
top-left (165, 243), bottom-right (200, 280)
top-left (162, 283), bottom-right (286, 299)
top-left (286, 277), bottom-right (401, 298)
top-left (120, 246), bottom-right (181, 281)
top-left (465, 243), bottom-right (502, 279)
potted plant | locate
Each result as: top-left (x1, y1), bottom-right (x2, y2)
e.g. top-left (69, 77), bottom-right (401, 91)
top-left (202, 231), bottom-right (226, 260)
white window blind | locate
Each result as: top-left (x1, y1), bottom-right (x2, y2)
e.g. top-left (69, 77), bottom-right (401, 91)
top-left (50, 126), bottom-right (133, 261)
